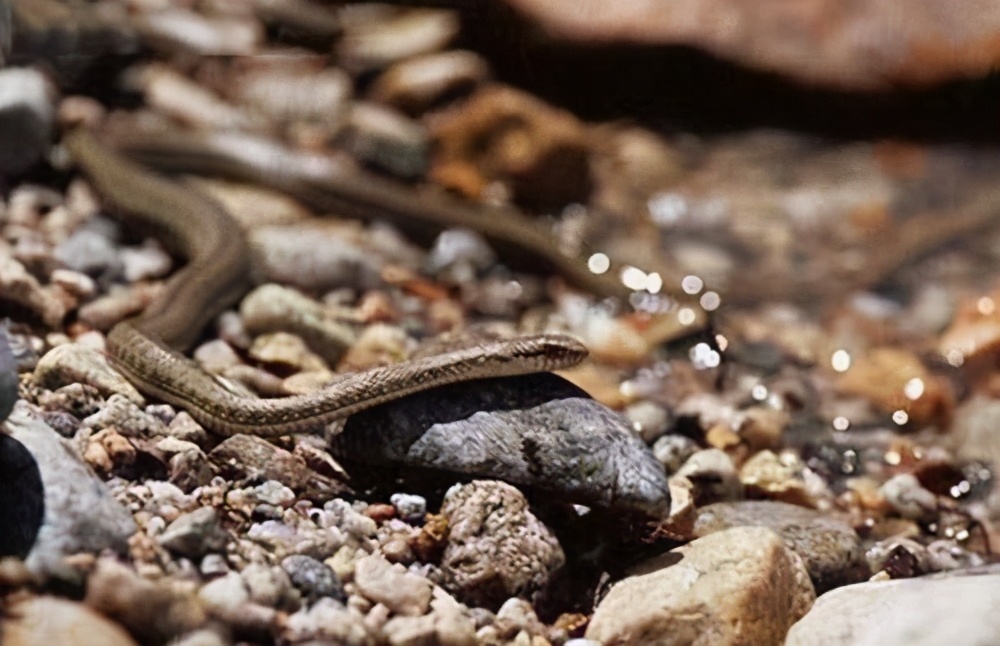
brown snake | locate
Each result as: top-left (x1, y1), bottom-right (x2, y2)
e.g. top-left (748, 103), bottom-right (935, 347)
top-left (64, 128), bottom-right (589, 437)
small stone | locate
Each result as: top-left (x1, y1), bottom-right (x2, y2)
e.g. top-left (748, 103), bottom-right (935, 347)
top-left (339, 101), bottom-right (429, 178)
top-left (82, 393), bottom-right (166, 437)
top-left (240, 563), bottom-right (292, 607)
top-left (338, 7), bottom-right (459, 73)
top-left (282, 554), bottom-right (346, 602)
top-left (85, 558), bottom-right (208, 644)
top-left (120, 239), bottom-right (172, 282)
top-left (33, 343), bottom-right (144, 405)
top-left (284, 597), bottom-right (375, 645)
top-left (192, 339), bottom-right (243, 375)
top-left (49, 268), bottom-right (97, 299)
top-left (209, 434), bottom-right (345, 498)
top-left (249, 331), bottom-right (329, 373)
top-left (879, 473), bottom-right (938, 520)
top-left (739, 449), bottom-right (822, 507)
top-left (624, 400), bottom-right (672, 444)
top-left (198, 571), bottom-right (278, 633)
top-left (390, 493), bottom-right (427, 523)
top-left (370, 49), bottom-right (490, 114)
top-left (76, 285), bottom-right (158, 332)
top-left (672, 449), bottom-right (742, 505)
top-left (3, 595), bottom-right (139, 646)
top-left (0, 254), bottom-right (68, 328)
top-left (692, 500), bottom-right (867, 591)
top-left (439, 481), bottom-right (564, 610)
top-left (865, 537), bottom-right (930, 578)
top-left (651, 434), bottom-right (698, 473)
top-left (353, 553), bottom-right (433, 617)
top-left (586, 527), bottom-right (814, 646)
top-left (158, 507), bottom-right (229, 558)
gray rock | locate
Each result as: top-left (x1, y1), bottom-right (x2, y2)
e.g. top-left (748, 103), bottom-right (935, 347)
top-left (158, 507), bottom-right (229, 558)
top-left (692, 500), bottom-right (867, 591)
top-left (334, 373), bottom-right (670, 517)
top-left (586, 526), bottom-right (814, 645)
top-left (390, 492), bottom-right (427, 523)
top-left (281, 554), bottom-right (345, 602)
top-left (439, 480), bottom-right (564, 610)
top-left (341, 101), bottom-right (429, 178)
top-left (7, 403), bottom-right (135, 579)
top-left (785, 569), bottom-right (1000, 646)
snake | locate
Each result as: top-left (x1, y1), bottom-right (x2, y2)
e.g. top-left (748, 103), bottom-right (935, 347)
top-left (63, 128), bottom-right (590, 437)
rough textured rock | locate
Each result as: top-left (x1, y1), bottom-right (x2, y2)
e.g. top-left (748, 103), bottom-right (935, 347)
top-left (786, 568), bottom-right (1000, 646)
top-left (585, 526), bottom-right (814, 645)
top-left (353, 553), bottom-right (434, 617)
top-left (3, 595), bottom-right (140, 646)
top-left (209, 433), bottom-right (346, 498)
top-left (335, 372), bottom-right (670, 517)
top-left (439, 480), bottom-right (564, 609)
top-left (7, 403), bottom-right (136, 579)
top-left (692, 500), bottom-right (866, 590)
top-left (502, 0), bottom-right (1000, 89)
top-left (33, 343), bottom-right (145, 405)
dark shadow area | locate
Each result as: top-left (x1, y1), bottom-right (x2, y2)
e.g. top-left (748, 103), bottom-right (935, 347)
top-left (449, 1), bottom-right (1000, 145)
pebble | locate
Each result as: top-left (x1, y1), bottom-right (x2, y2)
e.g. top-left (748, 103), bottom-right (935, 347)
top-left (785, 568), bottom-right (1000, 645)
top-left (240, 283), bottom-right (357, 365)
top-left (282, 554), bottom-right (346, 602)
top-left (624, 400), bottom-right (673, 443)
top-left (651, 434), bottom-right (699, 473)
top-left (370, 49), bottom-right (490, 114)
top-left (7, 404), bottom-right (135, 579)
top-left (49, 268), bottom-right (97, 299)
top-left (586, 527), bottom-right (814, 646)
top-left (0, 67), bottom-right (56, 175)
top-left (158, 507), bottom-right (229, 558)
top-left (337, 7), bottom-right (459, 73)
top-left (692, 500), bottom-right (867, 591)
top-left (33, 342), bottom-right (144, 405)
top-left (119, 239), bottom-right (172, 282)
top-left (283, 597), bottom-right (374, 645)
top-left (390, 493), bottom-right (427, 523)
top-left (230, 64), bottom-right (352, 130)
top-left (248, 331), bottom-right (329, 373)
top-left (381, 588), bottom-right (477, 646)
top-left (0, 253), bottom-right (69, 327)
top-left (76, 284), bottom-right (158, 332)
top-left (340, 101), bottom-right (429, 178)
top-left (879, 473), bottom-right (938, 520)
top-left (439, 481), bottom-right (565, 610)
top-left (135, 6), bottom-right (262, 56)
top-left (865, 537), bottom-right (931, 577)
top-left (85, 557), bottom-right (208, 644)
top-left (334, 372), bottom-right (670, 517)
top-left (739, 449), bottom-right (824, 507)
top-left (209, 434), bottom-right (346, 498)
top-left (3, 595), bottom-right (139, 646)
top-left (197, 571), bottom-right (278, 633)
top-left (240, 562), bottom-right (293, 607)
top-left (353, 553), bottom-right (433, 617)
top-left (672, 448), bottom-right (742, 504)
top-left (53, 219), bottom-right (120, 276)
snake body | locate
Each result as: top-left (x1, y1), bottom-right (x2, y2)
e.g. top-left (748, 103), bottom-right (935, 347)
top-left (64, 129), bottom-right (588, 437)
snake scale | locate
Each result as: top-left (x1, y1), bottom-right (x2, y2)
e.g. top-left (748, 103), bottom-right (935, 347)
top-left (64, 128), bottom-right (590, 437)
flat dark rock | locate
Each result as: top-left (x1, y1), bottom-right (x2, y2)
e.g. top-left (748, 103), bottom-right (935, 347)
top-left (334, 372), bottom-right (670, 517)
